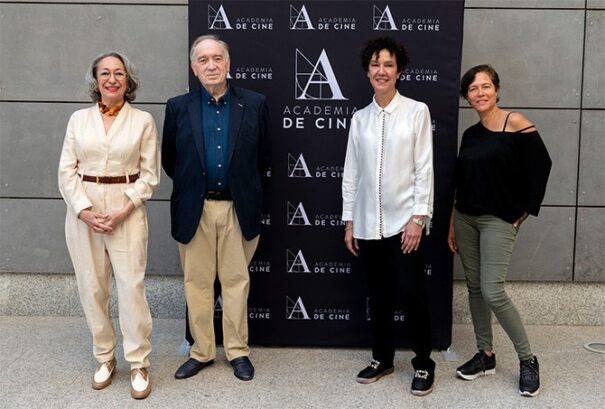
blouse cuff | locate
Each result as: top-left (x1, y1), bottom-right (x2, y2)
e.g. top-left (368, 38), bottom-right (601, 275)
top-left (72, 199), bottom-right (93, 218)
top-left (124, 189), bottom-right (143, 208)
top-left (412, 205), bottom-right (433, 218)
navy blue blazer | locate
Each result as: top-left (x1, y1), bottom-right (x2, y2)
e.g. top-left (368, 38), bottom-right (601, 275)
top-left (162, 85), bottom-right (271, 244)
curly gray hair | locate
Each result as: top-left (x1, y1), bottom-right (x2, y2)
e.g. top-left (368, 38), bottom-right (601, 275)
top-left (85, 51), bottom-right (140, 102)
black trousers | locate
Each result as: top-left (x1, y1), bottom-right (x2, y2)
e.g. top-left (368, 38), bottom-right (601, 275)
top-left (358, 234), bottom-right (434, 370)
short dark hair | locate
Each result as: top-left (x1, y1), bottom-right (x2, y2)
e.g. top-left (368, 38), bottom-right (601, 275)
top-left (86, 51), bottom-right (140, 103)
top-left (361, 36), bottom-right (409, 85)
top-left (459, 64), bottom-right (500, 100)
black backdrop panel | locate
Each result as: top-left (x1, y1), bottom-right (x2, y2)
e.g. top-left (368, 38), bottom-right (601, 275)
top-left (188, 0), bottom-right (464, 349)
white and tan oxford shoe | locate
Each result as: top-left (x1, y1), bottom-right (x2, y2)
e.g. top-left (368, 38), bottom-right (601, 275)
top-left (130, 367), bottom-right (152, 399)
top-left (91, 358), bottom-right (116, 390)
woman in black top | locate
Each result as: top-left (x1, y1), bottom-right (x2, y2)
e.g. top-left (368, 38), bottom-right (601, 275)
top-left (448, 65), bottom-right (551, 397)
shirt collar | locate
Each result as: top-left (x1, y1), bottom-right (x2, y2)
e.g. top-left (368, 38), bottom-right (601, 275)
top-left (372, 91), bottom-right (401, 115)
top-left (200, 82), bottom-right (230, 106)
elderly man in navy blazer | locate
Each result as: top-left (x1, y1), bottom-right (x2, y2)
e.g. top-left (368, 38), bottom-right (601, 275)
top-left (162, 34), bottom-right (271, 381)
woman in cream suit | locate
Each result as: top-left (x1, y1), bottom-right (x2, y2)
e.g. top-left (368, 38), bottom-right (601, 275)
top-left (58, 51), bottom-right (159, 400)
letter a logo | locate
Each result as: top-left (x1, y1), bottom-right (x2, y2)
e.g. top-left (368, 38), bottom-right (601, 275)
top-left (295, 49), bottom-right (347, 100)
top-left (286, 249), bottom-right (311, 273)
top-left (373, 5), bottom-right (398, 31)
top-left (214, 296), bottom-right (223, 312)
top-left (290, 5), bottom-right (314, 30)
top-left (286, 296), bottom-right (311, 320)
top-left (288, 153), bottom-right (312, 178)
top-left (208, 5), bottom-right (233, 29)
top-left (214, 295), bottom-right (223, 318)
top-left (287, 201), bottom-right (311, 226)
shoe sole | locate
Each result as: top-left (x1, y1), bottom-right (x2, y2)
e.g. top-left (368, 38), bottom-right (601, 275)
top-left (356, 367), bottom-right (394, 384)
top-left (411, 386), bottom-right (433, 396)
top-left (519, 388), bottom-right (540, 397)
top-left (131, 384), bottom-right (152, 399)
top-left (456, 368), bottom-right (495, 381)
top-left (234, 371), bottom-right (254, 381)
top-left (92, 377), bottom-right (113, 390)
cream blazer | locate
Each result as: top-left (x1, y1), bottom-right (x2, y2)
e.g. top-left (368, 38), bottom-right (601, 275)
top-left (58, 103), bottom-right (160, 216)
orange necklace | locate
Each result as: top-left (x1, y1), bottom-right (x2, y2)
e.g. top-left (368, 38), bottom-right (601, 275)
top-left (99, 102), bottom-right (124, 117)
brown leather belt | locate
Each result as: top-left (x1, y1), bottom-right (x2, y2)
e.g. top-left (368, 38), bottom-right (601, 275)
top-left (80, 173), bottom-right (139, 184)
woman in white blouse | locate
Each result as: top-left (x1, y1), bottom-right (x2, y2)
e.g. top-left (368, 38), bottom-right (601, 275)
top-left (342, 37), bottom-right (435, 396)
top-left (58, 52), bottom-right (159, 399)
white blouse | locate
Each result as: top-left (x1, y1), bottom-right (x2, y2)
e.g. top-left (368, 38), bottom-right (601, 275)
top-left (342, 92), bottom-right (434, 240)
top-left (58, 103), bottom-right (160, 216)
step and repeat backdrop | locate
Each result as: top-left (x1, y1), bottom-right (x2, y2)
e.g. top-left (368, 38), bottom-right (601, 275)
top-left (186, 0), bottom-right (464, 349)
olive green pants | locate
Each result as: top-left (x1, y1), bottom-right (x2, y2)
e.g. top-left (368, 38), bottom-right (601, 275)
top-left (454, 210), bottom-right (532, 361)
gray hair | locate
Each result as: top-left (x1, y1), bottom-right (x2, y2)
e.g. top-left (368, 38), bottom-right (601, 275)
top-left (85, 51), bottom-right (140, 103)
top-left (189, 34), bottom-right (230, 62)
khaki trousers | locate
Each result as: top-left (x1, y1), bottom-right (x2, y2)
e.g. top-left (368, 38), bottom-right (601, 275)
top-left (179, 199), bottom-right (258, 362)
top-left (65, 182), bottom-right (153, 369)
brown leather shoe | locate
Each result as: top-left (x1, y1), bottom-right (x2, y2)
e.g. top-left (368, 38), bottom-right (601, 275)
top-left (91, 358), bottom-right (116, 390)
top-left (130, 368), bottom-right (152, 399)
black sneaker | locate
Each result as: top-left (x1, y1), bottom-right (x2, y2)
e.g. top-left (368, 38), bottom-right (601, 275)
top-left (519, 356), bottom-right (540, 397)
top-left (456, 350), bottom-right (496, 380)
top-left (355, 359), bottom-right (394, 384)
top-left (411, 368), bottom-right (434, 396)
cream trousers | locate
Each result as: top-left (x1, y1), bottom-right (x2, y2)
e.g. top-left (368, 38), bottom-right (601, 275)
top-left (65, 182), bottom-right (152, 369)
top-left (179, 199), bottom-right (258, 362)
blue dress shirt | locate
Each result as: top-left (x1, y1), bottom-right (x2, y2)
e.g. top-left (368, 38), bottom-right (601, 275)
top-left (201, 86), bottom-right (231, 193)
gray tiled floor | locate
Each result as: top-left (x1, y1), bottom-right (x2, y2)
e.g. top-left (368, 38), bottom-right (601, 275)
top-left (1, 317), bottom-right (603, 409)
